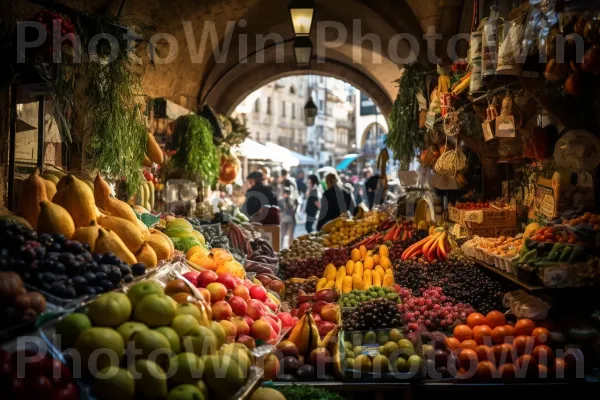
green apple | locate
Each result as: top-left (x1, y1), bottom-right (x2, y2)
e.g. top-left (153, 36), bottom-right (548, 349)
top-left (128, 359), bottom-right (167, 398)
top-left (75, 327), bottom-right (124, 372)
top-left (87, 292), bottom-right (132, 327)
top-left (363, 331), bottom-right (377, 345)
top-left (93, 366), bottom-right (135, 400)
top-left (55, 313), bottom-right (91, 349)
top-left (407, 355), bottom-right (423, 371)
top-left (134, 294), bottom-right (176, 327)
top-left (127, 281), bottom-right (165, 308)
top-left (395, 356), bottom-right (409, 373)
top-left (155, 327), bottom-right (181, 353)
top-left (171, 315), bottom-right (199, 337)
top-left (175, 303), bottom-right (203, 323)
top-left (210, 321), bottom-right (226, 349)
top-left (196, 380), bottom-right (208, 397)
top-left (397, 339), bottom-right (414, 351)
top-left (181, 326), bottom-right (218, 356)
top-left (372, 354), bottom-right (390, 374)
top-left (167, 352), bottom-right (204, 385)
top-left (131, 330), bottom-right (172, 366)
top-left (117, 321), bottom-right (149, 343)
top-left (167, 384), bottom-right (205, 400)
top-left (377, 331), bottom-right (390, 345)
top-left (202, 355), bottom-right (245, 398)
top-left (389, 328), bottom-right (404, 342)
top-left (382, 341), bottom-right (399, 358)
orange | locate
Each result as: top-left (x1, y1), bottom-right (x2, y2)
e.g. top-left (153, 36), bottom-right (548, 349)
top-left (491, 326), bottom-right (508, 345)
top-left (516, 354), bottom-right (538, 377)
top-left (492, 343), bottom-right (514, 364)
top-left (466, 313), bottom-right (487, 329)
top-left (513, 335), bottom-right (535, 356)
top-left (475, 345), bottom-right (493, 362)
top-left (461, 339), bottom-right (478, 350)
top-left (532, 327), bottom-right (551, 345)
top-left (503, 325), bottom-right (515, 341)
top-left (458, 349), bottom-right (478, 369)
top-left (446, 337), bottom-right (461, 350)
top-left (532, 345), bottom-right (555, 366)
top-left (453, 325), bottom-right (473, 342)
top-left (514, 319), bottom-right (536, 337)
top-left (473, 325), bottom-right (493, 345)
top-left (476, 360), bottom-right (496, 381)
top-left (498, 363), bottom-right (516, 380)
top-left (485, 311), bottom-right (507, 328)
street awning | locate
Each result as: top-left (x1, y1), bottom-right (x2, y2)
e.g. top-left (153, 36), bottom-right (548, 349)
top-left (265, 142), bottom-right (303, 168)
top-left (335, 154), bottom-right (359, 171)
top-left (289, 150), bottom-right (317, 166)
top-left (235, 139), bottom-right (273, 161)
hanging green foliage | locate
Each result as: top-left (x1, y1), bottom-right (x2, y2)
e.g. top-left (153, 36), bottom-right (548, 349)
top-left (82, 17), bottom-right (148, 193)
top-left (171, 115), bottom-right (220, 185)
top-left (386, 64), bottom-right (427, 170)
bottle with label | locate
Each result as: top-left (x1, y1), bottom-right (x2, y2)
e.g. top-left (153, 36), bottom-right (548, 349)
top-left (482, 2), bottom-right (504, 77)
top-left (469, 0), bottom-right (483, 93)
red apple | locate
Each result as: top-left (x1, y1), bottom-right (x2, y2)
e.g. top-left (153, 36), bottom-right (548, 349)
top-left (263, 315), bottom-right (281, 336)
top-left (216, 273), bottom-right (236, 290)
top-left (197, 270), bottom-right (218, 288)
top-left (297, 301), bottom-right (313, 316)
top-left (277, 312), bottom-right (294, 328)
top-left (197, 287), bottom-right (211, 303)
top-left (264, 297), bottom-right (277, 312)
top-left (232, 285), bottom-right (250, 301)
top-left (312, 301), bottom-right (329, 315)
top-left (228, 296), bottom-right (248, 317)
top-left (231, 316), bottom-right (250, 336)
top-left (312, 313), bottom-right (322, 322)
top-left (182, 271), bottom-right (200, 287)
top-left (249, 285), bottom-right (267, 302)
top-left (206, 282), bottom-right (227, 303)
top-left (212, 301), bottom-right (233, 321)
top-left (246, 299), bottom-right (266, 320)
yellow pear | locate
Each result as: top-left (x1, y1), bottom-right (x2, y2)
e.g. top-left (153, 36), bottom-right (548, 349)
top-left (72, 220), bottom-right (101, 251)
top-left (53, 174), bottom-right (97, 228)
top-left (19, 168), bottom-right (48, 228)
top-left (94, 174), bottom-right (112, 209)
top-left (94, 227), bottom-right (137, 265)
top-left (135, 243), bottom-right (158, 269)
top-left (37, 201), bottom-right (75, 239)
top-left (98, 215), bottom-right (145, 252)
top-left (104, 197), bottom-right (138, 224)
top-left (43, 179), bottom-right (57, 201)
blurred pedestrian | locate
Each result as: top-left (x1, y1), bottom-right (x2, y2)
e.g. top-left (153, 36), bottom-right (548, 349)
top-left (365, 174), bottom-right (388, 209)
top-left (242, 171), bottom-right (277, 219)
top-left (317, 174), bottom-right (356, 230)
top-left (296, 171), bottom-right (307, 198)
top-left (305, 174), bottom-right (321, 233)
top-left (279, 187), bottom-right (296, 247)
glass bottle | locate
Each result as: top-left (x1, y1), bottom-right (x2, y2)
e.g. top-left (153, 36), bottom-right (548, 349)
top-left (482, 2), bottom-right (504, 77)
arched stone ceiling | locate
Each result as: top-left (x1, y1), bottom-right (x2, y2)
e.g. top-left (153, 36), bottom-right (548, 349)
top-left (11, 0), bottom-right (469, 115)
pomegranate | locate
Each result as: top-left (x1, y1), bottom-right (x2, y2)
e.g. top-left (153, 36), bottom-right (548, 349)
top-left (228, 296), bottom-right (248, 317)
top-left (246, 299), bottom-right (266, 320)
top-left (216, 274), bottom-right (236, 290)
top-left (249, 285), bottom-right (267, 302)
top-left (212, 300), bottom-right (233, 321)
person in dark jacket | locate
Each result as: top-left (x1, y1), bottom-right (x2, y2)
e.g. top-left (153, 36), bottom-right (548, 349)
top-left (305, 174), bottom-right (321, 233)
top-left (317, 174), bottom-right (356, 231)
top-left (242, 171), bottom-right (277, 220)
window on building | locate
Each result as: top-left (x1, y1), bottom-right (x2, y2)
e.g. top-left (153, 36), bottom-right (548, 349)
top-left (282, 101), bottom-right (286, 117)
top-left (292, 104), bottom-right (296, 119)
top-left (267, 97), bottom-right (272, 114)
top-left (319, 100), bottom-right (324, 113)
top-left (254, 98), bottom-right (260, 113)
top-left (290, 86), bottom-right (296, 95)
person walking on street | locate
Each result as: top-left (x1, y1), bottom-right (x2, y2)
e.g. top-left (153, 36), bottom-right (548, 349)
top-left (279, 187), bottom-right (297, 247)
top-left (242, 171), bottom-right (277, 220)
top-left (304, 174), bottom-right (321, 233)
top-left (317, 174), bottom-right (356, 230)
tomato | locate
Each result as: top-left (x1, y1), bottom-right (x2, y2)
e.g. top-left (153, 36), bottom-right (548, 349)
top-left (567, 236), bottom-right (578, 244)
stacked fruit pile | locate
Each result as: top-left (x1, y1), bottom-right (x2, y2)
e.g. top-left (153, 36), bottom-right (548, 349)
top-left (445, 311), bottom-right (567, 380)
top-left (185, 246), bottom-right (245, 279)
top-left (318, 245), bottom-right (394, 293)
top-left (279, 239), bottom-right (325, 267)
top-left (394, 257), bottom-right (514, 314)
top-left (288, 289), bottom-right (340, 339)
top-left (181, 269), bottom-right (295, 346)
top-left (17, 170), bottom-right (174, 271)
top-left (342, 298), bottom-right (404, 331)
top-left (344, 329), bottom-right (424, 376)
top-left (396, 286), bottom-right (475, 332)
top-left (54, 281), bottom-right (256, 399)
top-left (280, 248), bottom-right (349, 280)
top-left (0, 272), bottom-right (46, 329)
top-left (321, 211), bottom-right (388, 247)
top-left (340, 287), bottom-right (400, 308)
top-left (0, 219), bottom-right (147, 300)
top-left (283, 277), bottom-right (318, 307)
top-left (0, 349), bottom-right (79, 400)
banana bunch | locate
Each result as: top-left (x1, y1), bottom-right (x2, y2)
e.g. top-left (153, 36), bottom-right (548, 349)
top-left (438, 74), bottom-right (451, 94)
top-left (133, 180), bottom-right (155, 212)
top-left (287, 311), bottom-right (321, 357)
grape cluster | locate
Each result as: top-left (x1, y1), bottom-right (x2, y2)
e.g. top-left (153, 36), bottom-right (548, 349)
top-left (0, 220), bottom-right (146, 300)
top-left (394, 258), bottom-right (515, 314)
top-left (321, 248), bottom-right (349, 268)
top-left (280, 256), bottom-right (324, 279)
top-left (340, 287), bottom-right (400, 308)
top-left (283, 277), bottom-right (318, 304)
top-left (343, 298), bottom-right (404, 331)
top-left (396, 286), bottom-right (474, 332)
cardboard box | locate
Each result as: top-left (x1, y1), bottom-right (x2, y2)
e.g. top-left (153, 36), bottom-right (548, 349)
top-left (452, 223), bottom-right (518, 239)
top-left (533, 172), bottom-right (595, 224)
top-left (253, 224), bottom-right (281, 252)
top-left (448, 205), bottom-right (517, 228)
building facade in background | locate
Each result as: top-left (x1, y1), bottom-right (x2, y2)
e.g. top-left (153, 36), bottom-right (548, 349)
top-left (235, 75), bottom-right (357, 168)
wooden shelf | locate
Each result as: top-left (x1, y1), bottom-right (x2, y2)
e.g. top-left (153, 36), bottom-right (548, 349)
top-left (469, 257), bottom-right (544, 291)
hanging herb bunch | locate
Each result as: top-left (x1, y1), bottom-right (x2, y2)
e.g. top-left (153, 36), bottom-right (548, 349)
top-left (81, 17), bottom-right (149, 192)
top-left (386, 64), bottom-right (428, 170)
top-left (171, 115), bottom-right (220, 185)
